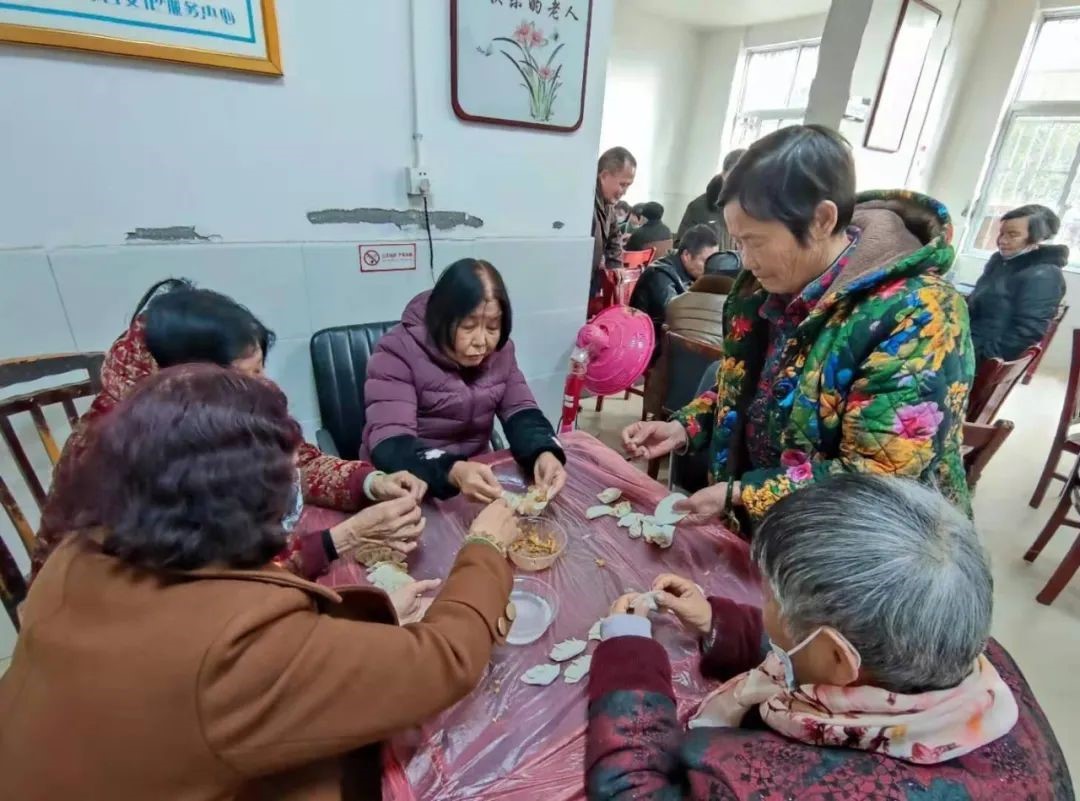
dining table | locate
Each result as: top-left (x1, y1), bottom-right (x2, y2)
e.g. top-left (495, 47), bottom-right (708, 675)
top-left (297, 430), bottom-right (762, 801)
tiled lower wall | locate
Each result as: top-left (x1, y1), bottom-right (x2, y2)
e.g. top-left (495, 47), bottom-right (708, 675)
top-left (0, 235), bottom-right (592, 658)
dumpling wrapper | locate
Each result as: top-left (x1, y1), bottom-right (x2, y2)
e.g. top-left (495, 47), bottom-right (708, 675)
top-left (367, 563), bottom-right (414, 593)
top-left (653, 492), bottom-right (689, 525)
top-left (597, 488), bottom-right (622, 504)
top-left (586, 504), bottom-right (616, 520)
top-left (612, 501), bottom-right (633, 518)
top-left (617, 512), bottom-right (644, 529)
top-left (642, 519), bottom-right (676, 548)
top-left (502, 491), bottom-right (523, 512)
top-left (521, 663), bottom-right (560, 686)
top-left (628, 518), bottom-right (644, 539)
top-left (564, 654), bottom-right (592, 684)
top-left (518, 486), bottom-right (550, 516)
top-left (549, 638), bottom-right (588, 662)
top-left (631, 591), bottom-right (661, 613)
top-left (588, 620), bottom-right (602, 641)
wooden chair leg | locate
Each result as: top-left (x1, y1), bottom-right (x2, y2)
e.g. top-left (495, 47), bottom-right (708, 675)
top-left (595, 395), bottom-right (605, 412)
top-left (1036, 532), bottom-right (1080, 605)
top-left (1030, 443), bottom-right (1065, 508)
top-left (647, 457), bottom-right (661, 480)
top-left (1025, 487), bottom-right (1074, 562)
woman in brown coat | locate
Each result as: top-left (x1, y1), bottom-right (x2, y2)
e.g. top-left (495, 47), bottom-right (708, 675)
top-left (0, 365), bottom-right (519, 801)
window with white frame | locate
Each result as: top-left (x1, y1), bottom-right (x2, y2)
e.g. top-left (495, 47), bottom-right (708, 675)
top-left (967, 14), bottom-right (1080, 264)
top-left (729, 42), bottom-right (820, 152)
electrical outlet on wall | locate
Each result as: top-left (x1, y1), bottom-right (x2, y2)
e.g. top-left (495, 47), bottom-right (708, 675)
top-left (406, 166), bottom-right (431, 197)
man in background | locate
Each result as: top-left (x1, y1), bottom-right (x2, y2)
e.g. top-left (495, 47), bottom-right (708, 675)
top-left (591, 146), bottom-right (637, 314)
top-left (675, 148), bottom-right (746, 249)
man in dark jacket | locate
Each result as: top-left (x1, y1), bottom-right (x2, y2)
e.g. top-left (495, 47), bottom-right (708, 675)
top-left (630, 225), bottom-right (720, 352)
top-left (968, 204), bottom-right (1068, 362)
top-left (675, 148), bottom-right (746, 249)
top-left (591, 146), bottom-right (636, 313)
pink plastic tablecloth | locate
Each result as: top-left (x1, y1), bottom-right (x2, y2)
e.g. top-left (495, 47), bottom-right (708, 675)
top-left (299, 431), bottom-right (761, 801)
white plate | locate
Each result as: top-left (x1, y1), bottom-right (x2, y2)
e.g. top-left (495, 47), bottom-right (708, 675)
top-left (507, 576), bottom-right (558, 645)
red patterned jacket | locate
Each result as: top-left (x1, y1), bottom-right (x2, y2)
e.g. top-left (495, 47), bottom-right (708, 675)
top-left (32, 319), bottom-right (376, 580)
top-left (587, 599), bottom-right (1073, 800)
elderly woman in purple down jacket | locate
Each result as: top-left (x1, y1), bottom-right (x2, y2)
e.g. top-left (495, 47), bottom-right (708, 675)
top-left (363, 258), bottom-right (567, 502)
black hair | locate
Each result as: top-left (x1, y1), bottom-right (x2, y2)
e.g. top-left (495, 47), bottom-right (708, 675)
top-left (679, 224), bottom-right (720, 257)
top-left (130, 277), bottom-right (194, 324)
top-left (705, 173), bottom-right (725, 211)
top-left (639, 201), bottom-right (665, 223)
top-left (720, 125), bottom-right (854, 244)
top-left (1002, 204), bottom-right (1060, 244)
top-left (631, 203), bottom-right (647, 218)
top-left (143, 287), bottom-right (275, 369)
top-left (425, 258), bottom-right (512, 354)
top-left (598, 146), bottom-right (637, 174)
top-left (614, 200), bottom-right (632, 215)
top-left (721, 148), bottom-right (746, 174)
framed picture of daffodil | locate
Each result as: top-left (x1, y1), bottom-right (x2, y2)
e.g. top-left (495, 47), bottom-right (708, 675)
top-left (451, 0), bottom-right (593, 132)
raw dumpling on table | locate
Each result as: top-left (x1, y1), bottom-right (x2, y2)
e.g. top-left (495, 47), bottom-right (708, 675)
top-left (520, 663), bottom-right (561, 686)
top-left (597, 488), bottom-right (622, 504)
top-left (586, 504), bottom-right (616, 520)
top-left (549, 638), bottom-right (588, 662)
top-left (564, 654), bottom-right (592, 684)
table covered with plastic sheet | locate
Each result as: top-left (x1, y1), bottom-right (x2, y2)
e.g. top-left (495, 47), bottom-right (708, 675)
top-left (298, 430), bottom-right (762, 801)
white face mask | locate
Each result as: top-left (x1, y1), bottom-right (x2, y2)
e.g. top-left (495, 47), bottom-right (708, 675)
top-left (281, 470), bottom-right (304, 532)
top-left (769, 627), bottom-right (862, 690)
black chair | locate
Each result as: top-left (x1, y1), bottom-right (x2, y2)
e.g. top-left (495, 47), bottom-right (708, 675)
top-left (310, 321), bottom-right (399, 459)
top-left (668, 358), bottom-right (719, 493)
top-left (309, 321), bottom-right (506, 461)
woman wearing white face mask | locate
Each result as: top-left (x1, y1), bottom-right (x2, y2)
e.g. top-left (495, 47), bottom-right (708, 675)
top-left (968, 204), bottom-right (1068, 364)
top-left (585, 475), bottom-right (1071, 800)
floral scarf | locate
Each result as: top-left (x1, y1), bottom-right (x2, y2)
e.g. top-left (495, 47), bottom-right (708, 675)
top-left (689, 650), bottom-right (1019, 765)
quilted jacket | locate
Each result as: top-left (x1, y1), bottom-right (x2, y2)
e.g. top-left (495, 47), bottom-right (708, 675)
top-left (672, 191), bottom-right (975, 523)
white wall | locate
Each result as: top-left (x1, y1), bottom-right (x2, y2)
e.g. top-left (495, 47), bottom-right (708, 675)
top-left (599, 8), bottom-right (702, 225)
top-left (0, 0), bottom-right (617, 659)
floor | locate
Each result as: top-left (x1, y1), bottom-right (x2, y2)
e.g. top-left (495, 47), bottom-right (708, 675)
top-left (578, 375), bottom-right (1080, 794)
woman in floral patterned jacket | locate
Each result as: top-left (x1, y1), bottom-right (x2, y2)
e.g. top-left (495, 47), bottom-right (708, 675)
top-left (32, 280), bottom-right (427, 581)
top-left (623, 126), bottom-right (973, 530)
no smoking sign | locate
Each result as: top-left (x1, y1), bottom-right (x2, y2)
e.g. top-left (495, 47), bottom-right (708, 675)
top-left (359, 242), bottom-right (417, 273)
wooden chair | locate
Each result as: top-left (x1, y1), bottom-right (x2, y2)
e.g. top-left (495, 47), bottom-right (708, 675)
top-left (1022, 303), bottom-right (1068, 385)
top-left (0, 352), bottom-right (103, 630)
top-left (1024, 461), bottom-right (1080, 605)
top-left (646, 330), bottom-right (724, 479)
top-left (962, 420), bottom-right (1013, 490)
top-left (1030, 329), bottom-right (1080, 508)
top-left (966, 345), bottom-right (1039, 424)
top-left (647, 238), bottom-right (674, 260)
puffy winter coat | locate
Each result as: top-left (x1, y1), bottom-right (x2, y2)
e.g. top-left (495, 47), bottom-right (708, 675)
top-left (968, 244), bottom-right (1068, 362)
top-left (363, 291), bottom-right (564, 498)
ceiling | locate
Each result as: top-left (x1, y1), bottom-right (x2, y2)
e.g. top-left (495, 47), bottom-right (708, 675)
top-left (619, 0), bottom-right (832, 28)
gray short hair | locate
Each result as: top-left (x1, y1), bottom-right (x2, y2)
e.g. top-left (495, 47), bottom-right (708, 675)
top-left (751, 475), bottom-right (992, 693)
top-left (598, 146), bottom-right (636, 175)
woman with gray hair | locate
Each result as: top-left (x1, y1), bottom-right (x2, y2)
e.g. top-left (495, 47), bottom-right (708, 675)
top-left (968, 203), bottom-right (1068, 363)
top-left (586, 475), bottom-right (1071, 800)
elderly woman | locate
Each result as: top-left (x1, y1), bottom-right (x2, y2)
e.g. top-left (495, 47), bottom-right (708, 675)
top-left (587, 475), bottom-right (1071, 800)
top-left (32, 280), bottom-right (426, 580)
top-left (968, 204), bottom-right (1068, 362)
top-left (622, 125), bottom-right (973, 529)
top-left (0, 365), bottom-right (520, 800)
top-left (364, 258), bottom-right (566, 503)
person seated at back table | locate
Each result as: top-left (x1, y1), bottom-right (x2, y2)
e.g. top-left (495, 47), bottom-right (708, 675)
top-left (364, 258), bottom-right (567, 503)
top-left (626, 201), bottom-right (673, 256)
top-left (32, 279), bottom-right (426, 581)
top-left (0, 364), bottom-right (521, 800)
top-left (587, 475), bottom-right (1071, 801)
top-left (630, 224), bottom-right (721, 353)
top-left (968, 203), bottom-right (1068, 363)
top-left (676, 148), bottom-right (747, 249)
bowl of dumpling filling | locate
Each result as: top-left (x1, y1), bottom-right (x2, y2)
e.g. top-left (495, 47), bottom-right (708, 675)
top-left (509, 517), bottom-right (567, 572)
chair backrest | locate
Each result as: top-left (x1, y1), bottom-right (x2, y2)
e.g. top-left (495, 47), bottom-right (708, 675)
top-left (621, 248), bottom-right (655, 270)
top-left (662, 329), bottom-right (724, 416)
top-left (1023, 303), bottom-right (1069, 384)
top-left (649, 239), bottom-right (674, 260)
top-left (310, 321), bottom-right (398, 461)
top-left (962, 419), bottom-right (1014, 489)
top-left (1047, 328), bottom-right (1080, 450)
top-left (0, 352), bottom-right (104, 628)
top-left (967, 345), bottom-right (1040, 424)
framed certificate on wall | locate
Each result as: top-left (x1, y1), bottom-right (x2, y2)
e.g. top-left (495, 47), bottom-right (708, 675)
top-left (451, 0), bottom-right (594, 132)
top-left (0, 1), bottom-right (281, 75)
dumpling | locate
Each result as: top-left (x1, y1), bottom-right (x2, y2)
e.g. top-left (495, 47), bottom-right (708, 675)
top-left (520, 663), bottom-right (560, 686)
top-left (597, 488), bottom-right (622, 504)
top-left (549, 638), bottom-right (588, 662)
top-left (564, 654), bottom-right (592, 684)
top-left (586, 504), bottom-right (616, 520)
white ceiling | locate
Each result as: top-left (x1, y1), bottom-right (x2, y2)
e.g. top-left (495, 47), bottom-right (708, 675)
top-left (619, 0), bottom-right (832, 28)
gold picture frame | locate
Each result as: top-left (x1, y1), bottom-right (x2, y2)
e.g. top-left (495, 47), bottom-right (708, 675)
top-left (0, 1), bottom-right (282, 76)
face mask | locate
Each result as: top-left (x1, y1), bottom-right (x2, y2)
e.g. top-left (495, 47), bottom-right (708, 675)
top-left (768, 627), bottom-right (862, 690)
top-left (281, 470), bottom-right (304, 532)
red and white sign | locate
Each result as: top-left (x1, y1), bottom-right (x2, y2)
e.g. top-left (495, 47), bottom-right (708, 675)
top-left (359, 242), bottom-right (417, 273)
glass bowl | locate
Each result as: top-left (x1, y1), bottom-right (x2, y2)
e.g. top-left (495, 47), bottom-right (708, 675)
top-left (508, 516), bottom-right (567, 572)
top-left (506, 575), bottom-right (559, 645)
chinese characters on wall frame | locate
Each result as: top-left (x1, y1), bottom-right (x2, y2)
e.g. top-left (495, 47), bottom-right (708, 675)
top-left (451, 0), bottom-right (594, 132)
top-left (0, 0), bottom-right (282, 75)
